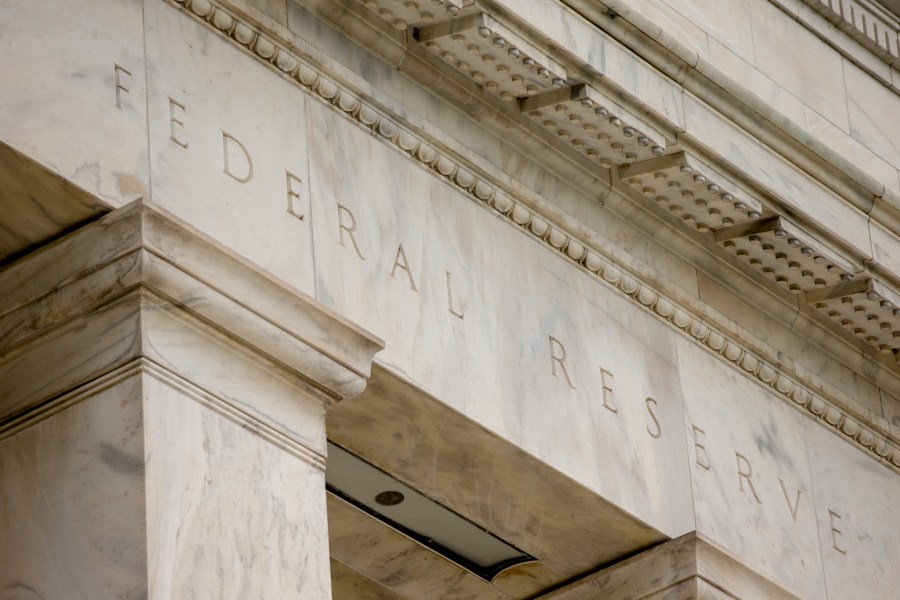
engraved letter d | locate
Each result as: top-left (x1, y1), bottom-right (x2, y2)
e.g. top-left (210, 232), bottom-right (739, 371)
top-left (222, 131), bottom-right (253, 183)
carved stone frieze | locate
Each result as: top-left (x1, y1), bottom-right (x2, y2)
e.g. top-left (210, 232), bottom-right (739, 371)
top-left (167, 0), bottom-right (900, 470)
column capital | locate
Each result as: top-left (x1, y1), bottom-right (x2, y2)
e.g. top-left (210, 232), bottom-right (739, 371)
top-left (0, 199), bottom-right (383, 420)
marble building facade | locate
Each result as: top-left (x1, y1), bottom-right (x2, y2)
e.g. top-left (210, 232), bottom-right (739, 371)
top-left (1, 0), bottom-right (899, 598)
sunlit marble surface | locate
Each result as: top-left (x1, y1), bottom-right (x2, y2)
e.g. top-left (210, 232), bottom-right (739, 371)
top-left (0, 0), bottom-right (149, 206)
top-left (307, 96), bottom-right (696, 539)
top-left (144, 0), bottom-right (316, 294)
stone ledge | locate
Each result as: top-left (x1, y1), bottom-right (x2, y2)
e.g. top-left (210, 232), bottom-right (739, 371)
top-left (803, 0), bottom-right (900, 67)
top-left (165, 0), bottom-right (900, 469)
top-left (536, 532), bottom-right (804, 600)
top-left (0, 199), bottom-right (384, 403)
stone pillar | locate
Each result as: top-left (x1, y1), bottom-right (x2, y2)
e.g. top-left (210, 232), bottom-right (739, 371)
top-left (536, 532), bottom-right (804, 600)
top-left (0, 200), bottom-right (382, 598)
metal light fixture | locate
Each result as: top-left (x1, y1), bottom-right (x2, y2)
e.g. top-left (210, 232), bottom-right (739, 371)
top-left (325, 442), bottom-right (535, 580)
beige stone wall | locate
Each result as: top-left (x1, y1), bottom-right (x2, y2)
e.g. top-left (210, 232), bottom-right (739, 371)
top-left (2, 0), bottom-right (899, 597)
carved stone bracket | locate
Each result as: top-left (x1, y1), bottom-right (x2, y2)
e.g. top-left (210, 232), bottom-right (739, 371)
top-left (166, 0), bottom-right (900, 470)
top-left (808, 277), bottom-right (900, 353)
top-left (416, 12), bottom-right (568, 102)
top-left (521, 84), bottom-right (666, 168)
top-left (359, 0), bottom-right (466, 31)
top-left (715, 216), bottom-right (860, 292)
top-left (622, 152), bottom-right (762, 234)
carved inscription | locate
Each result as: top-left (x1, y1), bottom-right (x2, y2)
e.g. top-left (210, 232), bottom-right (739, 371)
top-left (688, 423), bottom-right (853, 551)
top-left (599, 367), bottom-right (617, 414)
top-left (114, 64), bottom-right (131, 109)
top-left (549, 336), bottom-right (576, 389)
top-left (168, 97), bottom-right (189, 149)
top-left (445, 270), bottom-right (465, 319)
top-left (545, 336), bottom-right (663, 437)
top-left (390, 244), bottom-right (419, 292)
top-left (692, 424), bottom-right (711, 470)
top-left (159, 97), bottom-right (310, 224)
top-left (828, 509), bottom-right (847, 555)
top-left (735, 452), bottom-right (762, 504)
top-left (146, 83), bottom-right (858, 559)
top-left (645, 397), bottom-right (661, 439)
top-left (333, 203), bottom-right (467, 320)
top-left (337, 204), bottom-right (365, 260)
top-left (222, 131), bottom-right (253, 183)
top-left (779, 478), bottom-right (803, 523)
top-left (286, 171), bottom-right (304, 220)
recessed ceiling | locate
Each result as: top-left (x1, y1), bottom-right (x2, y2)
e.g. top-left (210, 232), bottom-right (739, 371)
top-left (326, 442), bottom-right (534, 580)
top-left (325, 367), bottom-right (669, 599)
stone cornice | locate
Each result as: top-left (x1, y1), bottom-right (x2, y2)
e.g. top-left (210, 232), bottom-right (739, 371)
top-left (331, 0), bottom-right (900, 357)
top-left (558, 0), bottom-right (900, 218)
top-left (0, 199), bottom-right (384, 403)
top-left (803, 0), bottom-right (900, 67)
top-left (164, 0), bottom-right (900, 471)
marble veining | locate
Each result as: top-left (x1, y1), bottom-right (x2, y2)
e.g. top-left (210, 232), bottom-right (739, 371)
top-left (118, 0), bottom-right (899, 479)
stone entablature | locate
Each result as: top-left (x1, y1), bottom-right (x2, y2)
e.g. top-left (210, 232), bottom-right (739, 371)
top-left (332, 0), bottom-right (900, 347)
top-left (803, 0), bottom-right (900, 66)
top-left (2, 0), bottom-right (896, 466)
top-left (164, 0), bottom-right (900, 468)
top-left (555, 0), bottom-right (900, 201)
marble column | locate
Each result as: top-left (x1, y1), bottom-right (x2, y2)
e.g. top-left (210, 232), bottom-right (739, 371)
top-left (0, 200), bottom-right (383, 598)
top-left (536, 532), bottom-right (805, 600)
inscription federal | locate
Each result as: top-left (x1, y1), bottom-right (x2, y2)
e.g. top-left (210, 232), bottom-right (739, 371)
top-left (390, 244), bottom-right (418, 292)
top-left (337, 203), bottom-right (365, 261)
top-left (161, 0), bottom-right (900, 486)
top-left (334, 203), bottom-right (468, 321)
top-left (444, 270), bottom-right (465, 319)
